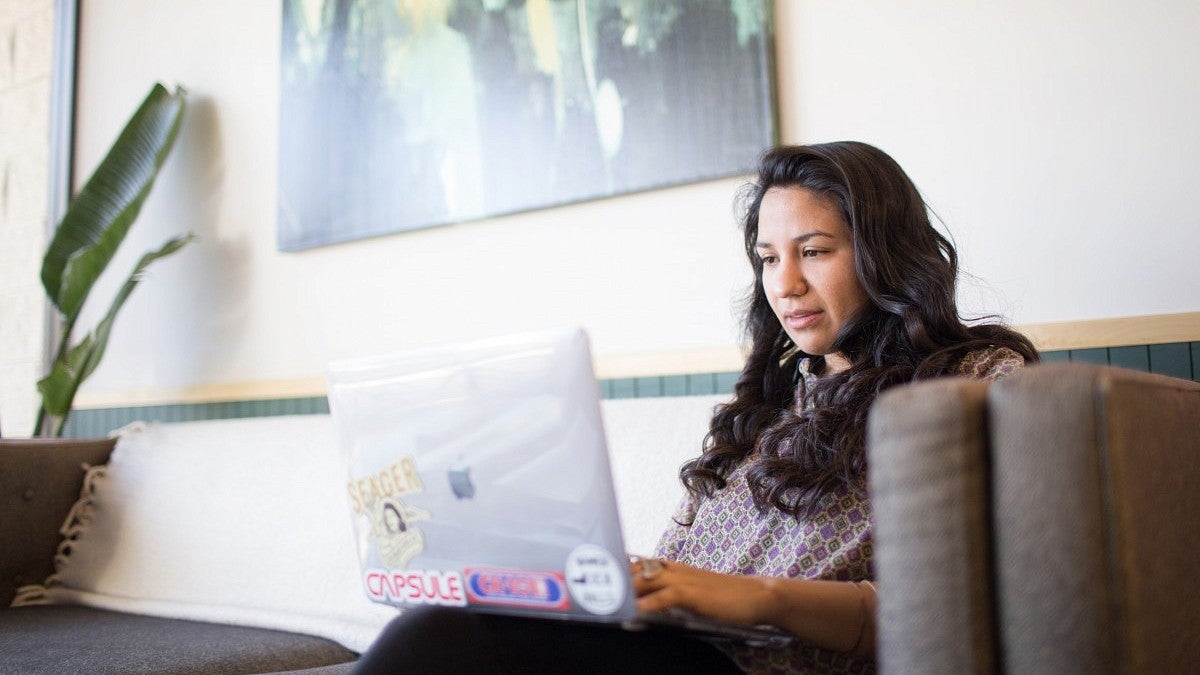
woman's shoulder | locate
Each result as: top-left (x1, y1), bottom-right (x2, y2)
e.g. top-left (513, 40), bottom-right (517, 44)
top-left (953, 346), bottom-right (1026, 381)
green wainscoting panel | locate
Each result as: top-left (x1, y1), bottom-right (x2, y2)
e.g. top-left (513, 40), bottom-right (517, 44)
top-left (1040, 342), bottom-right (1196, 381)
top-left (62, 342), bottom-right (1198, 439)
top-left (603, 372), bottom-right (740, 400)
top-left (634, 376), bottom-right (664, 397)
top-left (1148, 343), bottom-right (1192, 379)
top-left (686, 373), bottom-right (718, 395)
top-left (662, 375), bottom-right (689, 396)
top-left (607, 378), bottom-right (638, 399)
top-left (1069, 348), bottom-right (1108, 365)
top-left (1109, 345), bottom-right (1151, 372)
top-left (63, 397), bottom-right (329, 439)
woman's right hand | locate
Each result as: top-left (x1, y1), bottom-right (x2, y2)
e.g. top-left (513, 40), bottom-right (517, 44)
top-left (629, 557), bottom-right (784, 629)
top-left (628, 556), bottom-right (876, 656)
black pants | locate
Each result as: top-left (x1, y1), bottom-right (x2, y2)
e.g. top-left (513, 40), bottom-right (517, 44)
top-left (352, 606), bottom-right (742, 674)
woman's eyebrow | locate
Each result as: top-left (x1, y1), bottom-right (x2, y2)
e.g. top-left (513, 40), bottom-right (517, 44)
top-left (755, 230), bottom-right (835, 249)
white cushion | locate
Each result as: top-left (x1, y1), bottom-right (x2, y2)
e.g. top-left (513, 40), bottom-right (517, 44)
top-left (41, 395), bottom-right (725, 651)
top-left (603, 395), bottom-right (726, 554)
top-left (45, 415), bottom-right (396, 653)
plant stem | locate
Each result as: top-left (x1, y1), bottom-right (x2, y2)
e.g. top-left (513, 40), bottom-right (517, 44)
top-left (32, 407), bottom-right (46, 438)
top-left (53, 410), bottom-right (71, 437)
top-left (33, 310), bottom-right (78, 437)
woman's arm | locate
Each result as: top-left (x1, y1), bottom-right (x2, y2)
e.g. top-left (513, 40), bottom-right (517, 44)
top-left (632, 559), bottom-right (876, 657)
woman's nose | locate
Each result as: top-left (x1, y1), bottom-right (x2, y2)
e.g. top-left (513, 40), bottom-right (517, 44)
top-left (770, 260), bottom-right (805, 298)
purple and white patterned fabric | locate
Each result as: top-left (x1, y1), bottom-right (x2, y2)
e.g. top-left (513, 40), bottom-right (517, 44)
top-left (654, 347), bottom-right (1025, 674)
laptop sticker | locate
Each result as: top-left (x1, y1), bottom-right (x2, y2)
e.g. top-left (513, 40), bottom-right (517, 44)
top-left (464, 568), bottom-right (571, 610)
top-left (347, 456), bottom-right (431, 568)
top-left (370, 497), bottom-right (430, 568)
top-left (565, 544), bottom-right (626, 615)
top-left (363, 568), bottom-right (466, 606)
top-left (349, 456), bottom-right (468, 606)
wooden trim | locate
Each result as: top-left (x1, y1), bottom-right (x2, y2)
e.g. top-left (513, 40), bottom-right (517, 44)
top-left (1016, 312), bottom-right (1200, 351)
top-left (72, 347), bottom-right (748, 408)
top-left (74, 376), bottom-right (329, 408)
top-left (73, 312), bottom-right (1199, 409)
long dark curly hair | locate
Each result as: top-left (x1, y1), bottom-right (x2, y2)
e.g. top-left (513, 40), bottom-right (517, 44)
top-left (680, 142), bottom-right (1039, 520)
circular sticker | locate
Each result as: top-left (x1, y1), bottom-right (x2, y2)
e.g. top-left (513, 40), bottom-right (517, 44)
top-left (564, 544), bottom-right (626, 616)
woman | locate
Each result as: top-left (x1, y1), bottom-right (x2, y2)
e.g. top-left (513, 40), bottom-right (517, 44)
top-left (632, 141), bottom-right (1036, 674)
top-left (352, 142), bottom-right (1037, 674)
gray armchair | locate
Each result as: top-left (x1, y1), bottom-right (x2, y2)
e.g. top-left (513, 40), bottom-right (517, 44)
top-left (868, 362), bottom-right (1200, 674)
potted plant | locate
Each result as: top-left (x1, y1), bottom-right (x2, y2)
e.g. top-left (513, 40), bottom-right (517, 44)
top-left (27, 82), bottom-right (192, 438)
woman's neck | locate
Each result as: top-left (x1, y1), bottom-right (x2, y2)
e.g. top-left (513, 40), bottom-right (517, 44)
top-left (823, 352), bottom-right (852, 374)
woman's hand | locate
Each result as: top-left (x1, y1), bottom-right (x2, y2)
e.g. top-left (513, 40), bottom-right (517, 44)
top-left (629, 557), bottom-right (877, 656)
top-left (630, 557), bottom-right (783, 628)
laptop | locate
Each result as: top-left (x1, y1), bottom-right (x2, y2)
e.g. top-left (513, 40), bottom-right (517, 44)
top-left (326, 327), bottom-right (790, 646)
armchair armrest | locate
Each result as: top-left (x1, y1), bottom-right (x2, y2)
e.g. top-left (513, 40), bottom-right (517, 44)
top-left (868, 376), bottom-right (995, 674)
top-left (0, 438), bottom-right (116, 606)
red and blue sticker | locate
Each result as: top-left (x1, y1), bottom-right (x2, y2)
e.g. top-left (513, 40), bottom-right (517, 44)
top-left (464, 568), bottom-right (570, 610)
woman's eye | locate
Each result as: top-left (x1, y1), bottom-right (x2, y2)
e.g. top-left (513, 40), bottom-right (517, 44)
top-left (802, 249), bottom-right (825, 258)
top-left (760, 255), bottom-right (778, 265)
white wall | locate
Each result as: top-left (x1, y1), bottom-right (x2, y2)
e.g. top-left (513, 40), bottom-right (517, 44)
top-left (70, 0), bottom-right (1200, 403)
top-left (0, 0), bottom-right (54, 435)
top-left (777, 0), bottom-right (1200, 325)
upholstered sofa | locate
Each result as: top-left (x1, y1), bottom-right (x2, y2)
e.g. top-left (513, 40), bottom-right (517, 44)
top-left (2, 363), bottom-right (1197, 674)
top-left (0, 395), bottom-right (723, 674)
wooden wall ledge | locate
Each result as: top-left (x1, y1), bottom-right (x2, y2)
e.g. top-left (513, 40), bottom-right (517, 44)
top-left (1017, 311), bottom-right (1200, 351)
top-left (73, 312), bottom-right (1199, 409)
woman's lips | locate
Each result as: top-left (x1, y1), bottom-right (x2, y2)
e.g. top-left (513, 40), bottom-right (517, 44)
top-left (783, 310), bottom-right (822, 330)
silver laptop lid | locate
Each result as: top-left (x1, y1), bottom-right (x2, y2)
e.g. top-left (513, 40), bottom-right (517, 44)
top-left (326, 327), bottom-right (635, 622)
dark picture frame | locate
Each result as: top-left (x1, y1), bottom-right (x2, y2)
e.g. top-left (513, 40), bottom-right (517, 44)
top-left (278, 0), bottom-right (777, 251)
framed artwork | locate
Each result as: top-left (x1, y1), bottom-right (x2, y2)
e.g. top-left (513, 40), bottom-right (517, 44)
top-left (278, 0), bottom-right (777, 251)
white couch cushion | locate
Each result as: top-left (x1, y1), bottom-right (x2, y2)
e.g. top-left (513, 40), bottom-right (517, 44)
top-left (42, 415), bottom-right (397, 653)
top-left (603, 395), bottom-right (726, 554)
top-left (35, 395), bottom-right (725, 652)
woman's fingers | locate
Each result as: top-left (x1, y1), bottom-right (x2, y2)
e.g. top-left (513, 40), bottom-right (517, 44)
top-left (629, 561), bottom-right (779, 627)
top-left (632, 560), bottom-right (688, 599)
top-left (636, 583), bottom-right (687, 614)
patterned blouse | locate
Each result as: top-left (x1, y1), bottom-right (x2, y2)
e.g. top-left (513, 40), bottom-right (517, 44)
top-left (654, 347), bottom-right (1025, 674)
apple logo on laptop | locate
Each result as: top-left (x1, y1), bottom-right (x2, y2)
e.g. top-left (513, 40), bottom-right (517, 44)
top-left (447, 463), bottom-right (475, 500)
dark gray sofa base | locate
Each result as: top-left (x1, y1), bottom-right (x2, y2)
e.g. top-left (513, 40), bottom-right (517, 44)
top-left (0, 605), bottom-right (357, 675)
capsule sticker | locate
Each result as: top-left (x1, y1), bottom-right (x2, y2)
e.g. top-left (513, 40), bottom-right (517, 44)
top-left (364, 568), bottom-right (466, 606)
top-left (565, 544), bottom-right (626, 616)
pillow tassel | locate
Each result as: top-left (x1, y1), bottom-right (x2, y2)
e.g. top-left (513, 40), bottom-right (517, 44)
top-left (11, 463), bottom-right (108, 607)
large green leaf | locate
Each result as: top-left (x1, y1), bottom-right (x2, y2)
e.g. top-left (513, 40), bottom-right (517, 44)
top-left (38, 233), bottom-right (195, 434)
top-left (36, 336), bottom-right (94, 418)
top-left (41, 83), bottom-right (186, 320)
